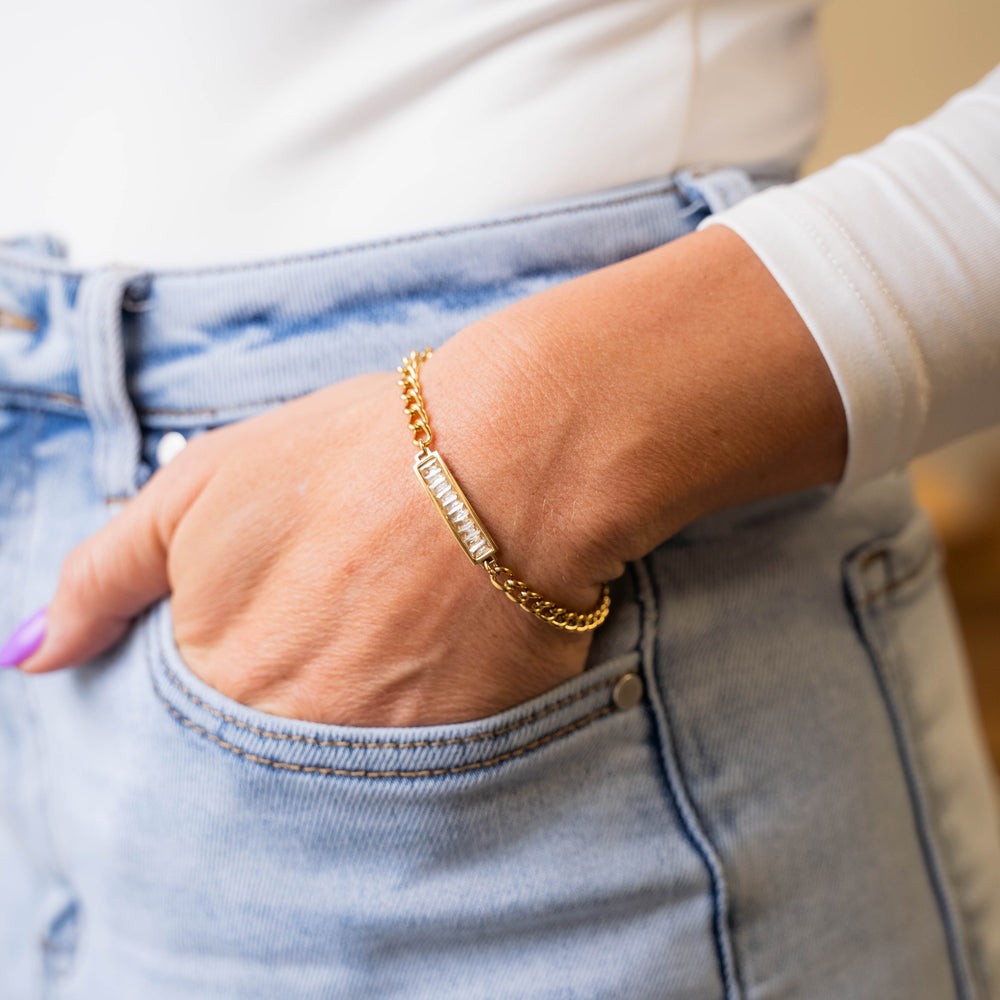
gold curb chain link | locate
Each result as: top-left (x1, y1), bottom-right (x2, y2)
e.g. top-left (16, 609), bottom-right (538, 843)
top-left (397, 348), bottom-right (611, 633)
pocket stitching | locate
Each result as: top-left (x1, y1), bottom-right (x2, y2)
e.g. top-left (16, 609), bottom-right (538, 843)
top-left (153, 679), bottom-right (615, 779)
top-left (844, 527), bottom-right (978, 1000)
top-left (856, 542), bottom-right (937, 607)
top-left (160, 654), bottom-right (625, 750)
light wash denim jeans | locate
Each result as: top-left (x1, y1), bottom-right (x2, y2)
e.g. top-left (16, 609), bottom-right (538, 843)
top-left (1, 170), bottom-right (999, 1000)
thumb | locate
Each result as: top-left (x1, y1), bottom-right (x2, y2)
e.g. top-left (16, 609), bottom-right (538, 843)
top-left (14, 479), bottom-right (174, 674)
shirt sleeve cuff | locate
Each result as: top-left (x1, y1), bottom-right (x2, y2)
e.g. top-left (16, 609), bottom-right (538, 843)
top-left (699, 183), bottom-right (926, 494)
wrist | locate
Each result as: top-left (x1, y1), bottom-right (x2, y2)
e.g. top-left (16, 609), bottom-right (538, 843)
top-left (416, 224), bottom-right (847, 601)
top-left (415, 334), bottom-right (609, 616)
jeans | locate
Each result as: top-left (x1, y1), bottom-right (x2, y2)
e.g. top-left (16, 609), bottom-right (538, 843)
top-left (1, 170), bottom-right (999, 1000)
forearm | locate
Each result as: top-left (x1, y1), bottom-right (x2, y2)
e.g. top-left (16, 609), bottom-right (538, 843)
top-left (419, 225), bottom-right (847, 606)
top-left (703, 65), bottom-right (1000, 489)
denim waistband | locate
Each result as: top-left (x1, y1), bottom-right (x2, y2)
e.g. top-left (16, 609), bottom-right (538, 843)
top-left (0, 164), bottom-right (919, 566)
top-left (0, 168), bottom-right (761, 419)
top-left (0, 167), bottom-right (767, 501)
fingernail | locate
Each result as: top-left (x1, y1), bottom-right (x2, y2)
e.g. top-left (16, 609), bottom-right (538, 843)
top-left (0, 608), bottom-right (47, 668)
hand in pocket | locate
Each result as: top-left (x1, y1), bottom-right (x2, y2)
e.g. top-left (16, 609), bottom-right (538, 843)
top-left (16, 362), bottom-right (600, 727)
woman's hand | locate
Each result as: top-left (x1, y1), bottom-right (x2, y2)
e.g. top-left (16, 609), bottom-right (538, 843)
top-left (11, 226), bottom-right (848, 724)
top-left (15, 359), bottom-right (601, 727)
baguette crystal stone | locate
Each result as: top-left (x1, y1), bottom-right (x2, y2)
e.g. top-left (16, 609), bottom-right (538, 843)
top-left (415, 451), bottom-right (497, 563)
top-left (399, 348), bottom-right (611, 632)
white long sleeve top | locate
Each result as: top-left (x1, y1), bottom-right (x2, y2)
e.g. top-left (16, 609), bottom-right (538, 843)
top-left (704, 65), bottom-right (1000, 490)
top-left (1, 0), bottom-right (823, 265)
top-left (0, 1), bottom-right (997, 490)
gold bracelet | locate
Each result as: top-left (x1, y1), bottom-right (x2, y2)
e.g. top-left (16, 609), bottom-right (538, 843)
top-left (397, 348), bottom-right (611, 633)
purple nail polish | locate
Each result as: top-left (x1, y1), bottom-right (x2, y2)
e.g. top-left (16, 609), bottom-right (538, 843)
top-left (0, 608), bottom-right (47, 668)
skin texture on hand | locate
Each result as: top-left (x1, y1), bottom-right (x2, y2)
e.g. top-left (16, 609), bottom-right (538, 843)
top-left (16, 371), bottom-right (595, 725)
top-left (14, 226), bottom-right (847, 726)
top-left (420, 225), bottom-right (849, 594)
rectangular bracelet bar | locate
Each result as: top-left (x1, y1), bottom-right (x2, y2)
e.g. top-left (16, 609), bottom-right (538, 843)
top-left (414, 450), bottom-right (497, 563)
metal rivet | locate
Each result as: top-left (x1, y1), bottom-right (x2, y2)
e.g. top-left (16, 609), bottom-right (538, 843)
top-left (123, 275), bottom-right (153, 311)
top-left (0, 309), bottom-right (38, 332)
top-left (156, 430), bottom-right (188, 467)
top-left (612, 672), bottom-right (644, 711)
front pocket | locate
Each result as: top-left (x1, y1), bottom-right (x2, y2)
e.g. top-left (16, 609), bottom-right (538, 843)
top-left (844, 510), bottom-right (1000, 1000)
top-left (146, 595), bottom-right (646, 781)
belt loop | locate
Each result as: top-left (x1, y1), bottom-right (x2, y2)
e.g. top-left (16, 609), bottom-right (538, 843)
top-left (675, 167), bottom-right (761, 215)
top-left (75, 268), bottom-right (145, 504)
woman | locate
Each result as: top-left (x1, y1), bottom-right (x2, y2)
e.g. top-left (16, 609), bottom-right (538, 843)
top-left (1, 2), bottom-right (998, 996)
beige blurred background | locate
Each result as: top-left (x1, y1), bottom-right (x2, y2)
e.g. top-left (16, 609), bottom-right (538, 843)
top-left (804, 0), bottom-right (1000, 768)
